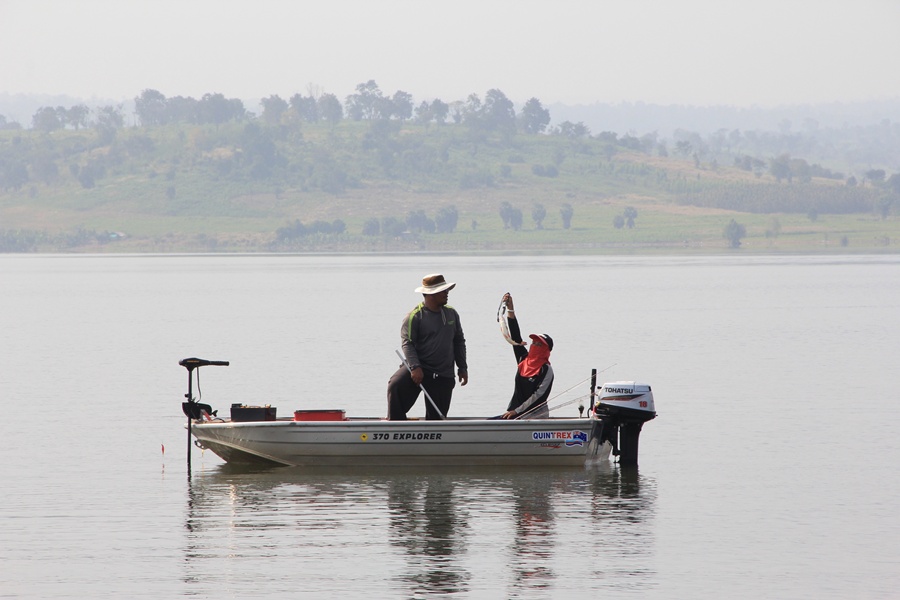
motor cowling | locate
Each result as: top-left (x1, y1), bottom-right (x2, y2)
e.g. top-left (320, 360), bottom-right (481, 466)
top-left (595, 381), bottom-right (656, 423)
top-left (591, 381), bottom-right (656, 466)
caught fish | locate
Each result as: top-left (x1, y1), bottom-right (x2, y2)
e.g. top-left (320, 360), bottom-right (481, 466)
top-left (497, 296), bottom-right (526, 346)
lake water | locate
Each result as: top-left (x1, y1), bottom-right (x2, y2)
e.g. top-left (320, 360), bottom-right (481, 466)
top-left (2, 253), bottom-right (899, 599)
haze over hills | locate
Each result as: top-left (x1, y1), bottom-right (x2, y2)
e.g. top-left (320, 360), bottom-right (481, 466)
top-left (550, 99), bottom-right (900, 138)
top-left (4, 91), bottom-right (900, 140)
top-left (1, 84), bottom-right (899, 254)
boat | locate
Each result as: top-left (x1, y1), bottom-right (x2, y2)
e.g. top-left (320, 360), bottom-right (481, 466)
top-left (178, 357), bottom-right (657, 468)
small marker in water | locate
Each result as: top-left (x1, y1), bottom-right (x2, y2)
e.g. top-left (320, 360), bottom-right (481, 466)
top-left (161, 443), bottom-right (165, 455)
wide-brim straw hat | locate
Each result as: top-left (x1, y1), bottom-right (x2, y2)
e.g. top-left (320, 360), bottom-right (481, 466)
top-left (415, 273), bottom-right (456, 294)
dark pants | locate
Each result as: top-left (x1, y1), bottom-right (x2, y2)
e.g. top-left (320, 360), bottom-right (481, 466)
top-left (387, 367), bottom-right (455, 420)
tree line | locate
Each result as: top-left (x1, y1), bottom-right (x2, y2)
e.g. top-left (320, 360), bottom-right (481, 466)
top-left (5, 79), bottom-right (898, 192)
top-left (1, 80), bottom-right (561, 139)
top-left (271, 200), bottom-right (583, 246)
top-left (4, 79), bottom-right (899, 186)
top-left (498, 202), bottom-right (575, 231)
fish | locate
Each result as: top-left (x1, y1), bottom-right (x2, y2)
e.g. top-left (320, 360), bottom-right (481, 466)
top-left (497, 297), bottom-right (526, 346)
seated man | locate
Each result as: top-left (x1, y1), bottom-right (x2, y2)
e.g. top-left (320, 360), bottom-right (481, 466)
top-left (499, 293), bottom-right (553, 419)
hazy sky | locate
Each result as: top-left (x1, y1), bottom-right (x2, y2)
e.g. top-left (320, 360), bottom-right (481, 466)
top-left (2, 0), bottom-right (899, 108)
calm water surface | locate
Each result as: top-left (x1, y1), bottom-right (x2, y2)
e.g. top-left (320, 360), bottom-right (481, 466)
top-left (2, 254), bottom-right (899, 598)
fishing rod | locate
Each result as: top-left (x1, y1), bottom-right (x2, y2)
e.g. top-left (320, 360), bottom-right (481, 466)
top-left (395, 349), bottom-right (445, 420)
top-left (518, 394), bottom-right (591, 420)
top-left (516, 363), bottom-right (617, 419)
top-left (547, 375), bottom-right (593, 403)
top-left (513, 376), bottom-right (591, 420)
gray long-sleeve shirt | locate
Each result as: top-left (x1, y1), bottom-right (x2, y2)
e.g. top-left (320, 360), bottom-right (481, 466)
top-left (400, 303), bottom-right (467, 379)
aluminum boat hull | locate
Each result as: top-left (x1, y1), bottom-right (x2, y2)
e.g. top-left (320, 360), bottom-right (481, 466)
top-left (190, 417), bottom-right (610, 467)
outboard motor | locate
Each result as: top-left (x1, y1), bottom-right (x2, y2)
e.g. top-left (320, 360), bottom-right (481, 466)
top-left (591, 381), bottom-right (656, 466)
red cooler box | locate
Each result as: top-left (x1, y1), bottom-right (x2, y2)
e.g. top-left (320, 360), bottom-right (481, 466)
top-left (294, 409), bottom-right (346, 421)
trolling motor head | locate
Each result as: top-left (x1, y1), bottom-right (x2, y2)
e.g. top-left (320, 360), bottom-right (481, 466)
top-left (179, 357), bottom-right (230, 371)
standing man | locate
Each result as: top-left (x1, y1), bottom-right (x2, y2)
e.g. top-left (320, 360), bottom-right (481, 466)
top-left (388, 273), bottom-right (468, 420)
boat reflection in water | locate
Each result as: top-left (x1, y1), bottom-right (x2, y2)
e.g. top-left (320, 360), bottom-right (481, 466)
top-left (387, 475), bottom-right (470, 594)
top-left (181, 463), bottom-right (656, 596)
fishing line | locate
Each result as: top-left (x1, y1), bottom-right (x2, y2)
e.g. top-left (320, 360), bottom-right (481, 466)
top-left (519, 394), bottom-right (592, 419)
top-left (546, 375), bottom-right (592, 403)
top-left (516, 363), bottom-right (617, 419)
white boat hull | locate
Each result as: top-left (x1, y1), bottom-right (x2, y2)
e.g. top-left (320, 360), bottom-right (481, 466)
top-left (191, 417), bottom-right (610, 467)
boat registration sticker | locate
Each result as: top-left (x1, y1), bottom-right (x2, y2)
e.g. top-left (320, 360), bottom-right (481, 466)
top-left (360, 433), bottom-right (369, 441)
top-left (532, 430), bottom-right (588, 447)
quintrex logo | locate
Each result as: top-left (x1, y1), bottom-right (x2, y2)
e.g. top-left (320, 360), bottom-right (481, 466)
top-left (532, 430), bottom-right (588, 446)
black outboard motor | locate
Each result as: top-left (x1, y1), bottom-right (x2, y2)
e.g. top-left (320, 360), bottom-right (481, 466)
top-left (591, 381), bottom-right (656, 466)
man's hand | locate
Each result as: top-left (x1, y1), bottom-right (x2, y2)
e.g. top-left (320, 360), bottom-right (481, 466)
top-left (501, 410), bottom-right (517, 419)
top-left (458, 370), bottom-right (469, 386)
top-left (411, 367), bottom-right (424, 385)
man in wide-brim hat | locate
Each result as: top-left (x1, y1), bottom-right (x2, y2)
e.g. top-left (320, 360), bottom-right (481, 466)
top-left (388, 273), bottom-right (468, 420)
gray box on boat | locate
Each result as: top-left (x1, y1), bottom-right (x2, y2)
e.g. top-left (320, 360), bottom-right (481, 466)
top-left (230, 403), bottom-right (277, 422)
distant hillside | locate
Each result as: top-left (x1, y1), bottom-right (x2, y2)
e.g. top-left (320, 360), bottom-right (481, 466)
top-left (1, 104), bottom-right (898, 253)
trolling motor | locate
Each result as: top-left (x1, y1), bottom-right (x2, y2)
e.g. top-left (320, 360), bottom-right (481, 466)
top-left (180, 357), bottom-right (229, 418)
top-left (590, 381), bottom-right (656, 466)
top-left (179, 357), bottom-right (229, 472)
